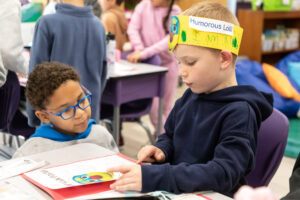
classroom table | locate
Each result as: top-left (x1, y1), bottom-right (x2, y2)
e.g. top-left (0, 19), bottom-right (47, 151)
top-left (1, 143), bottom-right (233, 200)
top-left (102, 60), bottom-right (168, 144)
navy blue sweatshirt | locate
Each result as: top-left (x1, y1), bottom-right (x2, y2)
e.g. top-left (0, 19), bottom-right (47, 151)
top-left (27, 4), bottom-right (107, 126)
top-left (141, 85), bottom-right (273, 197)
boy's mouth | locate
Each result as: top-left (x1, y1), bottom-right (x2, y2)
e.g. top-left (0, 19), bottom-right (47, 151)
top-left (185, 82), bottom-right (192, 87)
top-left (75, 119), bottom-right (87, 126)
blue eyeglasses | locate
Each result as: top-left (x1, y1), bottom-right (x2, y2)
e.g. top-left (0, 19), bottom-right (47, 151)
top-left (44, 87), bottom-right (92, 120)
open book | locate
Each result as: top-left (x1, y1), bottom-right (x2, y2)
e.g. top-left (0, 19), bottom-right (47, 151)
top-left (21, 153), bottom-right (213, 200)
top-left (21, 154), bottom-right (136, 200)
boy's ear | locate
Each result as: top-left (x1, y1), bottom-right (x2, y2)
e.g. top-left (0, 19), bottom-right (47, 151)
top-left (35, 111), bottom-right (51, 124)
top-left (219, 50), bottom-right (232, 70)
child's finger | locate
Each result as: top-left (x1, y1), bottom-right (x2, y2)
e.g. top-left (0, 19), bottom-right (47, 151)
top-left (133, 58), bottom-right (138, 63)
top-left (136, 160), bottom-right (143, 164)
top-left (252, 187), bottom-right (277, 200)
top-left (137, 157), bottom-right (156, 164)
top-left (137, 152), bottom-right (154, 163)
top-left (126, 54), bottom-right (133, 62)
top-left (110, 176), bottom-right (141, 192)
top-left (111, 183), bottom-right (139, 192)
top-left (154, 151), bottom-right (165, 161)
top-left (234, 186), bottom-right (254, 200)
top-left (137, 146), bottom-right (154, 162)
top-left (137, 153), bottom-right (148, 164)
top-left (107, 165), bottom-right (133, 173)
top-left (137, 150), bottom-right (149, 163)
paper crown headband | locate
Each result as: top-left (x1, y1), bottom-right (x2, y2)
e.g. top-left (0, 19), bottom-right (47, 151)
top-left (168, 15), bottom-right (243, 55)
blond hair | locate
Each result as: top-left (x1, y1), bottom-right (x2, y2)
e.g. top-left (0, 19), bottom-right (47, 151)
top-left (182, 1), bottom-right (239, 63)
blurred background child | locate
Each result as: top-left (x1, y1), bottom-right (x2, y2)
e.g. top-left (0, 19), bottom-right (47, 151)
top-left (0, 0), bottom-right (28, 87)
top-left (43, 0), bottom-right (101, 17)
top-left (0, 0), bottom-right (31, 138)
top-left (27, 0), bottom-right (107, 128)
top-left (126, 0), bottom-right (181, 136)
top-left (99, 0), bottom-right (128, 51)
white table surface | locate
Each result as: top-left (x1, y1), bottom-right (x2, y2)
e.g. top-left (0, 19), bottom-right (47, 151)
top-left (108, 60), bottom-right (168, 78)
top-left (2, 143), bottom-right (232, 200)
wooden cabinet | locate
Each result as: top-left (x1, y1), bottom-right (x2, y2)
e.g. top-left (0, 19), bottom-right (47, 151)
top-left (238, 9), bottom-right (300, 64)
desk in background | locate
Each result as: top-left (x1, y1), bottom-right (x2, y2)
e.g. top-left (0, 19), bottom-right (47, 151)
top-left (102, 60), bottom-right (168, 144)
top-left (2, 143), bottom-right (233, 200)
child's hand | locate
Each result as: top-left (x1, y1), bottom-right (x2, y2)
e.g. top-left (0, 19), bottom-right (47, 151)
top-left (107, 164), bottom-right (142, 192)
top-left (234, 186), bottom-right (277, 200)
top-left (127, 50), bottom-right (142, 63)
top-left (137, 145), bottom-right (165, 164)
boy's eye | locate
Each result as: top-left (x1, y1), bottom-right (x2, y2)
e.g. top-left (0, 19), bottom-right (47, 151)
top-left (182, 58), bottom-right (197, 66)
top-left (184, 60), bottom-right (196, 66)
top-left (78, 95), bottom-right (85, 101)
top-left (64, 107), bottom-right (73, 114)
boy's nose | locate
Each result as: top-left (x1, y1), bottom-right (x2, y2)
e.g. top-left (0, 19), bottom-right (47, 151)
top-left (74, 107), bottom-right (84, 119)
top-left (179, 66), bottom-right (187, 78)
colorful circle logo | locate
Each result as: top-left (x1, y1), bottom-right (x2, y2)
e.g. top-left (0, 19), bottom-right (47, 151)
top-left (169, 16), bottom-right (180, 52)
top-left (73, 172), bottom-right (114, 184)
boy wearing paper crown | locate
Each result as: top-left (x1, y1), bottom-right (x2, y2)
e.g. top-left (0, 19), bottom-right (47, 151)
top-left (108, 1), bottom-right (273, 197)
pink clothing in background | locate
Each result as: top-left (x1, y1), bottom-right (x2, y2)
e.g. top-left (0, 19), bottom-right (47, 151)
top-left (127, 0), bottom-right (181, 134)
top-left (128, 0), bottom-right (181, 62)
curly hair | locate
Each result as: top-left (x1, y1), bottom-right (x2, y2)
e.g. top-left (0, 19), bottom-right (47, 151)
top-left (25, 62), bottom-right (80, 110)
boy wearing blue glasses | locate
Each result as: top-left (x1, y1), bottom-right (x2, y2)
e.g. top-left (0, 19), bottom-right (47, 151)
top-left (13, 62), bottom-right (118, 158)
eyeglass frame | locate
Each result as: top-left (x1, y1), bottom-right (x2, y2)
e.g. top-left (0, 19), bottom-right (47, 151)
top-left (43, 85), bottom-right (92, 120)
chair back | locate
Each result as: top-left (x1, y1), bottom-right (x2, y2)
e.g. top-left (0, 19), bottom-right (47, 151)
top-left (246, 108), bottom-right (289, 187)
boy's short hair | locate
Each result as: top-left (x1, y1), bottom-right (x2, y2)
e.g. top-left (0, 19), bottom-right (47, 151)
top-left (25, 62), bottom-right (80, 110)
top-left (181, 1), bottom-right (239, 63)
top-left (116, 0), bottom-right (123, 6)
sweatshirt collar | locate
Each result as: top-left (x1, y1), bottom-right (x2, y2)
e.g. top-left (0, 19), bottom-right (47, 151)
top-left (30, 119), bottom-right (96, 142)
top-left (56, 3), bottom-right (94, 17)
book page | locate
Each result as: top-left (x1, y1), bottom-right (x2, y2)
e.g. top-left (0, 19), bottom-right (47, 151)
top-left (0, 158), bottom-right (47, 180)
top-left (0, 180), bottom-right (41, 200)
top-left (23, 154), bottom-right (134, 189)
top-left (66, 191), bottom-right (212, 200)
top-left (66, 190), bottom-right (146, 200)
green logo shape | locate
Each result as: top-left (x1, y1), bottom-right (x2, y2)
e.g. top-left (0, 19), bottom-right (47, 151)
top-left (181, 30), bottom-right (187, 42)
top-left (232, 37), bottom-right (238, 48)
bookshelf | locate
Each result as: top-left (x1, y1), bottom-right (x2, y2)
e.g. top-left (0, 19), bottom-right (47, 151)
top-left (238, 9), bottom-right (300, 64)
